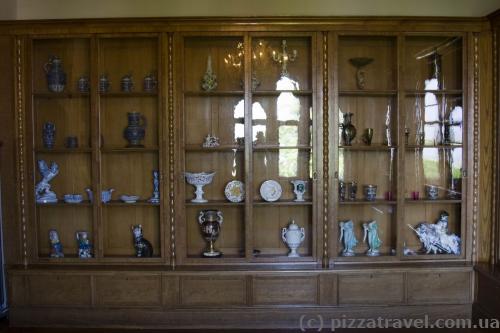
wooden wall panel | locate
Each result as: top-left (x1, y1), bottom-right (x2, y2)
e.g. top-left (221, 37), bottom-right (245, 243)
top-left (338, 273), bottom-right (404, 305)
top-left (8, 274), bottom-right (26, 306)
top-left (179, 276), bottom-right (246, 306)
top-left (27, 274), bottom-right (92, 306)
top-left (253, 275), bottom-right (319, 305)
top-left (407, 271), bottom-right (471, 304)
top-left (95, 274), bottom-right (162, 307)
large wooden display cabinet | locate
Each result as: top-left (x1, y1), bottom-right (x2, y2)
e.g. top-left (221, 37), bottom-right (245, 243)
top-left (5, 18), bottom-right (484, 328)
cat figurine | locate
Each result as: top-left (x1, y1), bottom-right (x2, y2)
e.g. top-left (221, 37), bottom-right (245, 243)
top-left (131, 224), bottom-right (153, 257)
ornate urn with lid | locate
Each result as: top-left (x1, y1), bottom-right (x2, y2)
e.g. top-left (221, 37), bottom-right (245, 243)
top-left (281, 220), bottom-right (305, 257)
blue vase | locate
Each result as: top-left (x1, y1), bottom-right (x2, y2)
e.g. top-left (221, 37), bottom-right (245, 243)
top-left (43, 122), bottom-right (56, 149)
top-left (123, 112), bottom-right (146, 147)
top-left (44, 56), bottom-right (66, 93)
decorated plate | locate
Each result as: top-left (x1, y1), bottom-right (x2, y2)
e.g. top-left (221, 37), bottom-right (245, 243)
top-left (120, 195), bottom-right (140, 203)
top-left (224, 180), bottom-right (245, 203)
top-left (260, 180), bottom-right (282, 202)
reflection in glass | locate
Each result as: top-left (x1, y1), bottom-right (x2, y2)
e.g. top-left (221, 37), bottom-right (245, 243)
top-left (233, 99), bottom-right (245, 142)
top-left (233, 99), bottom-right (245, 178)
top-left (252, 102), bottom-right (267, 143)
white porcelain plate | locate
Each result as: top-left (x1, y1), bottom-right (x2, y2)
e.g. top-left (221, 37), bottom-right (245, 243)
top-left (260, 180), bottom-right (282, 202)
top-left (120, 195), bottom-right (140, 203)
top-left (224, 180), bottom-right (245, 203)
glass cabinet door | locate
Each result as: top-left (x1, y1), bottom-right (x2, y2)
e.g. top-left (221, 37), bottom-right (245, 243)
top-left (98, 36), bottom-right (162, 260)
top-left (31, 38), bottom-right (94, 261)
top-left (403, 36), bottom-right (464, 259)
top-left (179, 34), bottom-right (317, 263)
top-left (251, 36), bottom-right (314, 260)
top-left (181, 36), bottom-right (246, 261)
top-left (335, 36), bottom-right (398, 261)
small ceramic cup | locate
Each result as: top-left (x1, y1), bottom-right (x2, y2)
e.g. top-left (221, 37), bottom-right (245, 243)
top-left (425, 184), bottom-right (439, 200)
top-left (363, 184), bottom-right (377, 201)
top-left (65, 136), bottom-right (78, 148)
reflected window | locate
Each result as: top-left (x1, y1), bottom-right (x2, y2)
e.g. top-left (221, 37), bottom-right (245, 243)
top-left (233, 99), bottom-right (245, 142)
top-left (277, 91), bottom-right (300, 177)
top-left (252, 102), bottom-right (267, 142)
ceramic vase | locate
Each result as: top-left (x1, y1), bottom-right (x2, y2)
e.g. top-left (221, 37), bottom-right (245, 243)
top-left (124, 112), bottom-right (146, 147)
top-left (341, 113), bottom-right (356, 146)
top-left (42, 122), bottom-right (56, 149)
top-left (282, 220), bottom-right (305, 257)
top-left (44, 56), bottom-right (66, 93)
top-left (198, 210), bottom-right (223, 257)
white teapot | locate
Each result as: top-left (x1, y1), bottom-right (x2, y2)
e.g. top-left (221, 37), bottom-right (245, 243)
top-left (281, 220), bottom-right (305, 257)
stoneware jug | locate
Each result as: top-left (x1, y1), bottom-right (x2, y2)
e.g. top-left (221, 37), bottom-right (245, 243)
top-left (44, 56), bottom-right (66, 93)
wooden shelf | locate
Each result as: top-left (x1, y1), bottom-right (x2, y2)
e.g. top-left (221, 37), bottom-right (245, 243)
top-left (36, 201), bottom-right (92, 207)
top-left (405, 144), bottom-right (462, 150)
top-left (183, 90), bottom-right (244, 96)
top-left (334, 253), bottom-right (398, 262)
top-left (405, 89), bottom-right (463, 96)
top-left (253, 200), bottom-right (313, 206)
top-left (339, 145), bottom-right (397, 151)
top-left (99, 92), bottom-right (158, 97)
top-left (104, 200), bottom-right (160, 206)
top-left (36, 147), bottom-right (92, 153)
top-left (252, 90), bottom-right (313, 96)
top-left (253, 144), bottom-right (312, 150)
top-left (405, 199), bottom-right (462, 204)
top-left (339, 89), bottom-right (397, 96)
top-left (185, 200), bottom-right (244, 206)
top-left (101, 147), bottom-right (159, 153)
top-left (33, 92), bottom-right (89, 98)
top-left (339, 200), bottom-right (397, 205)
top-left (185, 144), bottom-right (243, 152)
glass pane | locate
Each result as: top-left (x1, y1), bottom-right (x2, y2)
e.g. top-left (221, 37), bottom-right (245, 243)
top-left (405, 37), bottom-right (462, 91)
top-left (182, 36), bottom-right (246, 259)
top-left (252, 95), bottom-right (312, 147)
top-left (252, 37), bottom-right (311, 91)
top-left (338, 36), bottom-right (396, 91)
top-left (33, 38), bottom-right (93, 259)
top-left (404, 95), bottom-right (463, 146)
top-left (184, 37), bottom-right (244, 92)
top-left (99, 37), bottom-right (158, 93)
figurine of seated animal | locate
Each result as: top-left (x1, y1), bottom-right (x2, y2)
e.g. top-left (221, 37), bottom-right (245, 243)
top-left (132, 224), bottom-right (153, 257)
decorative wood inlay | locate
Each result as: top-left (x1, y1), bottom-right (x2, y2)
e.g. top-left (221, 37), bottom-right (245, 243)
top-left (472, 33), bottom-right (479, 263)
top-left (15, 37), bottom-right (27, 267)
top-left (493, 30), bottom-right (499, 267)
top-left (322, 32), bottom-right (329, 268)
top-left (168, 33), bottom-right (176, 269)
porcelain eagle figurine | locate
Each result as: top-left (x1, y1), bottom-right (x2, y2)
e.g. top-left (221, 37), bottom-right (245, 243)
top-left (35, 160), bottom-right (59, 203)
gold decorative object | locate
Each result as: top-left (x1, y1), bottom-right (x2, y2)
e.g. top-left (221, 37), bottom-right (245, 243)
top-left (272, 40), bottom-right (297, 77)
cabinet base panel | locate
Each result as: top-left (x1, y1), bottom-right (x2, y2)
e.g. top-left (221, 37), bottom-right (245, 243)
top-left (10, 305), bottom-right (472, 329)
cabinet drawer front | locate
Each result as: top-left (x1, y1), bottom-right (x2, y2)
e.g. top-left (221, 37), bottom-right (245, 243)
top-left (253, 276), bottom-right (318, 305)
top-left (338, 273), bottom-right (404, 305)
top-left (27, 275), bottom-right (91, 306)
top-left (407, 271), bottom-right (471, 304)
top-left (95, 275), bottom-right (161, 306)
top-left (180, 276), bottom-right (246, 306)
